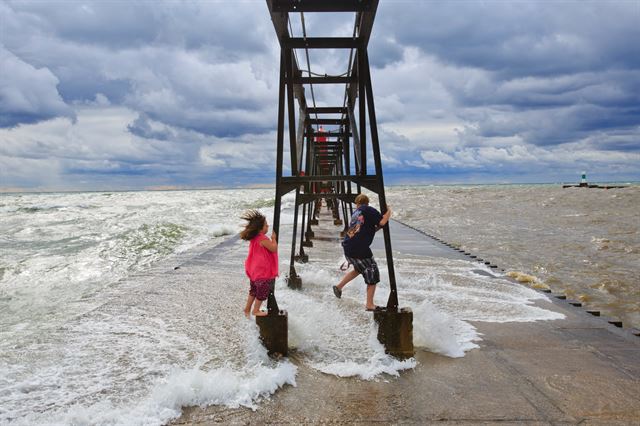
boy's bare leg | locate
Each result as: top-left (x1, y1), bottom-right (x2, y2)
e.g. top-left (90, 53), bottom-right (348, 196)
top-left (252, 299), bottom-right (268, 317)
top-left (365, 284), bottom-right (376, 310)
top-left (244, 295), bottom-right (255, 318)
top-left (336, 269), bottom-right (360, 291)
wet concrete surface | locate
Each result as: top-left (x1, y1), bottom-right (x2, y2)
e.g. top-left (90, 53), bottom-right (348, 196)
top-left (172, 212), bottom-right (640, 425)
top-left (371, 220), bottom-right (470, 261)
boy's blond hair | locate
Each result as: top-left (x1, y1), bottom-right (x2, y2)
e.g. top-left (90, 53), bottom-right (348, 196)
top-left (354, 194), bottom-right (369, 206)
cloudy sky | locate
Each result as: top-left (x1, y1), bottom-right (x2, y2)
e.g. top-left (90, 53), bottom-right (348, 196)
top-left (1, 0), bottom-right (639, 191)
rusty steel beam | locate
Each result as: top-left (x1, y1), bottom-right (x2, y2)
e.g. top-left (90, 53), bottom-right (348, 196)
top-left (285, 37), bottom-right (362, 49)
top-left (270, 0), bottom-right (373, 13)
top-left (266, 0), bottom-right (379, 49)
top-left (295, 76), bottom-right (356, 85)
top-left (308, 118), bottom-right (348, 125)
top-left (310, 141), bottom-right (342, 146)
top-left (357, 0), bottom-right (379, 48)
top-left (281, 175), bottom-right (378, 184)
top-left (266, 2), bottom-right (289, 44)
top-left (304, 131), bottom-right (352, 137)
top-left (307, 107), bottom-right (348, 114)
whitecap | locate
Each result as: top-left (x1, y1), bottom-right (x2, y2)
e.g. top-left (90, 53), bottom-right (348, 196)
top-left (13, 322), bottom-right (296, 426)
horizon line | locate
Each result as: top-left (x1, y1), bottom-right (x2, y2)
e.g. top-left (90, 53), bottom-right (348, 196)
top-left (2, 180), bottom-right (639, 195)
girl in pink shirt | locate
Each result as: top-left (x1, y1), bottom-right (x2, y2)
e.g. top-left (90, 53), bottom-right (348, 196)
top-left (240, 210), bottom-right (278, 317)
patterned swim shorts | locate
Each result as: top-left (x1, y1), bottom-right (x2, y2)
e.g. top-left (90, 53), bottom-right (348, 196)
top-left (249, 278), bottom-right (274, 301)
top-left (345, 256), bottom-right (380, 285)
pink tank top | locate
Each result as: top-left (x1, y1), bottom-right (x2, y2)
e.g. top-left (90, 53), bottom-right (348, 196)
top-left (245, 233), bottom-right (278, 281)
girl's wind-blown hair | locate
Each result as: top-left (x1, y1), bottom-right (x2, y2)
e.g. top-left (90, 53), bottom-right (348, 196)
top-left (240, 210), bottom-right (266, 241)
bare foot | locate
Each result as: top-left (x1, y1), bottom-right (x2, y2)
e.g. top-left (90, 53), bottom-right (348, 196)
top-left (243, 309), bottom-right (250, 318)
top-left (253, 310), bottom-right (268, 317)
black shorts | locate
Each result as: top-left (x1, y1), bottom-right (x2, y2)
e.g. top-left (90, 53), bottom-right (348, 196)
top-left (345, 256), bottom-right (380, 285)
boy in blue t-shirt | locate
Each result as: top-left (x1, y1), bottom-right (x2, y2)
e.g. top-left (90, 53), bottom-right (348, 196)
top-left (333, 194), bottom-right (392, 311)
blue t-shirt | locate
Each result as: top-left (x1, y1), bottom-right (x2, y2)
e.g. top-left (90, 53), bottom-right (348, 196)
top-left (342, 204), bottom-right (383, 259)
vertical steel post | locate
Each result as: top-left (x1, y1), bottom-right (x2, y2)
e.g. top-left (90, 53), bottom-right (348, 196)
top-left (344, 123), bottom-right (353, 195)
top-left (363, 51), bottom-right (398, 311)
top-left (358, 49), bottom-right (367, 176)
top-left (299, 201), bottom-right (307, 257)
top-left (289, 187), bottom-right (301, 279)
top-left (339, 145), bottom-right (349, 234)
top-left (285, 48), bottom-right (298, 176)
top-left (285, 47), bottom-right (301, 287)
top-left (268, 49), bottom-right (286, 314)
top-left (297, 120), bottom-right (308, 260)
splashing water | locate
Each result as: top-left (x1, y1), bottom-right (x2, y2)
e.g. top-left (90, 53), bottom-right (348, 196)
top-left (0, 187), bottom-right (570, 423)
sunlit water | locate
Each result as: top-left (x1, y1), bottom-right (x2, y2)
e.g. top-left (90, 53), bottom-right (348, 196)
top-left (2, 185), bottom-right (628, 424)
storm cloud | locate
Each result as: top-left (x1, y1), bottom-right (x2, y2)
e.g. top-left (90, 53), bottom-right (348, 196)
top-left (0, 46), bottom-right (76, 127)
top-left (0, 0), bottom-right (638, 190)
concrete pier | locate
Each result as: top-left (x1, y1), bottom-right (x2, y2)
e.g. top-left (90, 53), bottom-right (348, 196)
top-left (562, 184), bottom-right (627, 189)
top-left (173, 214), bottom-right (639, 424)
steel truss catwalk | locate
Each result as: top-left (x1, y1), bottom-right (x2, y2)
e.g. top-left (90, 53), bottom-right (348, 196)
top-left (265, 0), bottom-right (400, 312)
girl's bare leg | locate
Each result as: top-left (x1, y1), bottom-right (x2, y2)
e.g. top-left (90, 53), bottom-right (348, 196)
top-left (244, 295), bottom-right (255, 318)
top-left (252, 299), bottom-right (268, 317)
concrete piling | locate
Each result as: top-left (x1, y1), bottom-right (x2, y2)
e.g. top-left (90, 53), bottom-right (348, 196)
top-left (286, 274), bottom-right (302, 289)
top-left (373, 307), bottom-right (414, 359)
top-left (256, 310), bottom-right (288, 357)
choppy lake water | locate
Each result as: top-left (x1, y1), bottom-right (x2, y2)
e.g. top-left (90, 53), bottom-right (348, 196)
top-left (1, 185), bottom-right (635, 424)
top-left (388, 184), bottom-right (640, 330)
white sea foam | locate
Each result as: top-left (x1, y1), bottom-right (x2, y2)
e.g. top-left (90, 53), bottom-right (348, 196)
top-left (208, 223), bottom-right (238, 237)
top-left (391, 259), bottom-right (564, 324)
top-left (1, 189), bottom-right (279, 424)
top-left (13, 322), bottom-right (296, 426)
top-left (0, 187), bottom-right (585, 423)
top-left (285, 254), bottom-right (562, 362)
top-left (411, 299), bottom-right (479, 358)
top-left (1, 190), bottom-right (269, 318)
top-left (314, 325), bottom-right (416, 380)
top-left (275, 277), bottom-right (416, 380)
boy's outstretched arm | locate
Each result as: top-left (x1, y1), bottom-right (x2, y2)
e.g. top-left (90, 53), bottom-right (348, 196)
top-left (260, 231), bottom-right (278, 252)
top-left (378, 206), bottom-right (392, 227)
